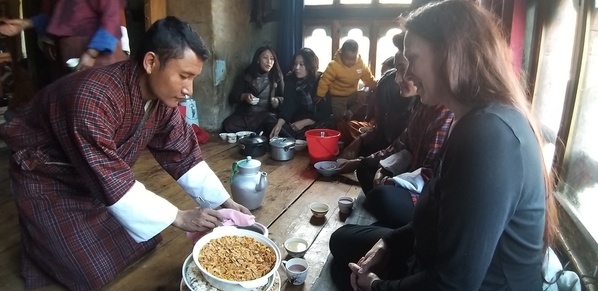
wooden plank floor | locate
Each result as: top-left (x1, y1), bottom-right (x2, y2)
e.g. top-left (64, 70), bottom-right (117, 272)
top-left (0, 134), bottom-right (361, 291)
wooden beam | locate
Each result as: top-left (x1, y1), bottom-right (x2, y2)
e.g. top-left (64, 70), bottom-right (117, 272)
top-left (144, 0), bottom-right (167, 30)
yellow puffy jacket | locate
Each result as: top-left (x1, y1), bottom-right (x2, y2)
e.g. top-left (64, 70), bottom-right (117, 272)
top-left (316, 50), bottom-right (377, 98)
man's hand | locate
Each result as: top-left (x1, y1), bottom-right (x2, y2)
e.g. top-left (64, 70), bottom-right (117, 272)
top-left (373, 168), bottom-right (387, 188)
top-left (0, 19), bottom-right (32, 37)
top-left (173, 207), bottom-right (223, 232)
top-left (340, 138), bottom-right (362, 159)
top-left (337, 158), bottom-right (361, 174)
top-left (75, 49), bottom-right (99, 72)
top-left (221, 198), bottom-right (251, 215)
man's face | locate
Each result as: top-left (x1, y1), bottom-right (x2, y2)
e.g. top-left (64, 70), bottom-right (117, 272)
top-left (340, 50), bottom-right (358, 67)
top-left (148, 48), bottom-right (204, 108)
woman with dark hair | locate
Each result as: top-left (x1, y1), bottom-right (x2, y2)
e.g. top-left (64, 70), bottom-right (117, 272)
top-left (222, 46), bottom-right (284, 134)
top-left (329, 1), bottom-right (558, 290)
top-left (268, 48), bottom-right (334, 139)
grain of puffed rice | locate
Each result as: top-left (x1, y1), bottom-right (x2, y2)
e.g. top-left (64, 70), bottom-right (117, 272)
top-left (198, 236), bottom-right (276, 281)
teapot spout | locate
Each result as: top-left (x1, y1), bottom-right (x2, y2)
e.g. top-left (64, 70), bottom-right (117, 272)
top-left (255, 172), bottom-right (268, 192)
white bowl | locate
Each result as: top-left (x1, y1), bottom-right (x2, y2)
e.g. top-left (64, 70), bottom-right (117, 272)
top-left (358, 126), bottom-right (373, 134)
top-left (236, 131), bottom-right (254, 139)
top-left (314, 161), bottom-right (340, 177)
top-left (309, 202), bottom-right (330, 218)
top-left (182, 253), bottom-right (276, 291)
top-left (294, 140), bottom-right (307, 151)
top-left (66, 58), bottom-right (79, 69)
top-left (192, 226), bottom-right (281, 291)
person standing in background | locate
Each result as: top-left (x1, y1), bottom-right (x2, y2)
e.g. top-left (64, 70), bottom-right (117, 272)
top-left (0, 0), bottom-right (128, 75)
top-left (316, 39), bottom-right (377, 123)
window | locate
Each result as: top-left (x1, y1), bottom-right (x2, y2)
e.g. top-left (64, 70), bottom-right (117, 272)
top-left (379, 0), bottom-right (412, 3)
top-left (559, 2), bottom-right (598, 244)
top-left (376, 27), bottom-right (402, 78)
top-left (340, 0), bottom-right (372, 4)
top-left (530, 0), bottom-right (577, 170)
top-left (305, 0), bottom-right (334, 5)
top-left (304, 27), bottom-right (333, 72)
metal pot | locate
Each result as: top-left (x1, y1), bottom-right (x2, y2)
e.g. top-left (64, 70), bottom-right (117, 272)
top-left (238, 134), bottom-right (268, 157)
top-left (269, 137), bottom-right (296, 161)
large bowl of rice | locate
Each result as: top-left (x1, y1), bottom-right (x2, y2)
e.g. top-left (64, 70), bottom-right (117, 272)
top-left (191, 226), bottom-right (281, 291)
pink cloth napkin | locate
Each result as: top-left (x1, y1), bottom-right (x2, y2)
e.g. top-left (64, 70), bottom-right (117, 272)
top-left (186, 209), bottom-right (255, 244)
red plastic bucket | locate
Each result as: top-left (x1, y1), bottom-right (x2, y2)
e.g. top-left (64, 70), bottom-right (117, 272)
top-left (305, 129), bottom-right (341, 165)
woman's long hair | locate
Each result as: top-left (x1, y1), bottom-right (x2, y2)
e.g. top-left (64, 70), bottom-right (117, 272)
top-left (288, 48), bottom-right (320, 83)
top-left (405, 0), bottom-right (557, 249)
top-left (245, 46), bottom-right (283, 84)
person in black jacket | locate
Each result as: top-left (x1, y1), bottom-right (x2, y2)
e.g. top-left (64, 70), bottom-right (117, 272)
top-left (329, 1), bottom-right (558, 290)
top-left (222, 46), bottom-right (284, 133)
top-left (267, 48), bottom-right (334, 139)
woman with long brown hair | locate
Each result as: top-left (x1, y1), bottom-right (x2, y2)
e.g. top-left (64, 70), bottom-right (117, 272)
top-left (328, 1), bottom-right (557, 290)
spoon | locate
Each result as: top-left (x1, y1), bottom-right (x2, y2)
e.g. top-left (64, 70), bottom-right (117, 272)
top-left (193, 195), bottom-right (224, 226)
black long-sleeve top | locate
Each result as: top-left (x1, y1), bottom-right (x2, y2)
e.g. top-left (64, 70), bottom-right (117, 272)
top-left (277, 75), bottom-right (332, 124)
top-left (374, 104), bottom-right (546, 291)
top-left (228, 72), bottom-right (284, 113)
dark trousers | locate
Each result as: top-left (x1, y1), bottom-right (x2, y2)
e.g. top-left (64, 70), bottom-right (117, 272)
top-left (357, 158), bottom-right (415, 229)
top-left (329, 224), bottom-right (414, 290)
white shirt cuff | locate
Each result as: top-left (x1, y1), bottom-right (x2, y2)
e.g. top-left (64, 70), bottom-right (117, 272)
top-left (107, 181), bottom-right (178, 242)
top-left (177, 161), bottom-right (230, 209)
top-left (391, 168), bottom-right (425, 193)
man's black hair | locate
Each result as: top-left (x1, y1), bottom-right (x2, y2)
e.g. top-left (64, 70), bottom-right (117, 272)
top-left (136, 16), bottom-right (209, 67)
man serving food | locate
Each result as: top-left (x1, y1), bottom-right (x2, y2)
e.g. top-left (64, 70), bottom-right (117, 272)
top-left (0, 17), bottom-right (248, 291)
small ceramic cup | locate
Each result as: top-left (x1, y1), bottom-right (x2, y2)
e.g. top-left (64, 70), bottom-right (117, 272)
top-left (281, 257), bottom-right (309, 285)
top-left (219, 133), bottom-right (227, 141)
top-left (338, 196), bottom-right (355, 214)
top-left (284, 237), bottom-right (309, 258)
top-left (227, 133), bottom-right (237, 143)
top-left (250, 98), bottom-right (259, 105)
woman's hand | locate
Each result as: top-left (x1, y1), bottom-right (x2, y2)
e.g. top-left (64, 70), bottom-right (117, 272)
top-left (173, 207), bottom-right (223, 232)
top-left (337, 158), bottom-right (361, 174)
top-left (271, 97), bottom-right (281, 108)
top-left (349, 263), bottom-right (380, 291)
top-left (358, 239), bottom-right (389, 273)
top-left (75, 49), bottom-right (98, 72)
top-left (221, 198), bottom-right (251, 215)
top-left (290, 119), bottom-right (314, 131)
top-left (242, 93), bottom-right (256, 104)
top-left (270, 119), bottom-right (285, 138)
top-left (0, 19), bottom-right (33, 36)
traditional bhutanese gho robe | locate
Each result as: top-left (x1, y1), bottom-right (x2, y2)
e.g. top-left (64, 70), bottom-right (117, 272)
top-left (0, 61), bottom-right (229, 291)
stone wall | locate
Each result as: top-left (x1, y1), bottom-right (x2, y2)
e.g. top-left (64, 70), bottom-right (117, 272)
top-left (166, 1), bottom-right (278, 131)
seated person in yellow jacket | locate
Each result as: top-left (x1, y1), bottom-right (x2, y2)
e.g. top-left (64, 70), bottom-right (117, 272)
top-left (316, 39), bottom-right (377, 122)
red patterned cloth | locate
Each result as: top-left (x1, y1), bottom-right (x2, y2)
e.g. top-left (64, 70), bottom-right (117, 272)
top-left (0, 61), bottom-right (203, 290)
top-left (369, 101), bottom-right (454, 182)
